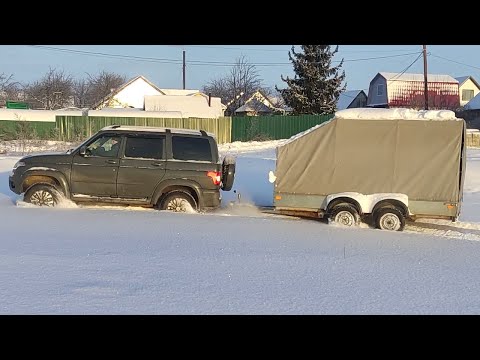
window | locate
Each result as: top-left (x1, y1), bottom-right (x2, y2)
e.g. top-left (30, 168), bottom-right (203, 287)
top-left (172, 136), bottom-right (212, 161)
top-left (125, 136), bottom-right (165, 159)
top-left (86, 134), bottom-right (121, 158)
top-left (462, 89), bottom-right (475, 102)
top-left (377, 84), bottom-right (384, 96)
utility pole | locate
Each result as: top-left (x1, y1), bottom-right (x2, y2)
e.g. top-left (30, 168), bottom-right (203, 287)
top-left (423, 45), bottom-right (428, 110)
top-left (183, 50), bottom-right (186, 89)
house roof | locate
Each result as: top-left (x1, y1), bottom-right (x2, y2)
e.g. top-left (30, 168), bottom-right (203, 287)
top-left (92, 75), bottom-right (165, 109)
top-left (337, 90), bottom-right (365, 110)
top-left (455, 76), bottom-right (480, 89)
top-left (465, 92), bottom-right (480, 110)
top-left (379, 72), bottom-right (458, 83)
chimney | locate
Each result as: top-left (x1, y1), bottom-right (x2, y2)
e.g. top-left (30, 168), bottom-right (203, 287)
top-left (208, 92), bottom-right (212, 107)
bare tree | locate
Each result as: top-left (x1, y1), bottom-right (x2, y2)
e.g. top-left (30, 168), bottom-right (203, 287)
top-left (25, 68), bottom-right (74, 109)
top-left (0, 73), bottom-right (23, 106)
top-left (73, 79), bottom-right (91, 108)
top-left (202, 56), bottom-right (263, 115)
top-left (86, 70), bottom-right (127, 108)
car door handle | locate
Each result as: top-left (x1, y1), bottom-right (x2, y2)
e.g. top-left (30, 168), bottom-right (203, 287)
top-left (106, 159), bottom-right (117, 164)
top-left (151, 163), bottom-right (163, 167)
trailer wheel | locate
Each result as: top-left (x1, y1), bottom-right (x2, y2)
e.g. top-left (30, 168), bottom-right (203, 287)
top-left (329, 204), bottom-right (360, 227)
top-left (374, 207), bottom-right (405, 231)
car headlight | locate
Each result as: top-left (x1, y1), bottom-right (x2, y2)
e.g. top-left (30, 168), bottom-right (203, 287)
top-left (13, 161), bottom-right (25, 170)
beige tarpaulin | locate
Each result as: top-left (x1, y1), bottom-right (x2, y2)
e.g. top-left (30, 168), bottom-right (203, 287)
top-left (275, 117), bottom-right (465, 202)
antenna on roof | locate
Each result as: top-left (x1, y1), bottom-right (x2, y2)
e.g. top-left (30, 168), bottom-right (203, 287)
top-left (111, 124), bottom-right (121, 129)
top-left (200, 130), bottom-right (207, 136)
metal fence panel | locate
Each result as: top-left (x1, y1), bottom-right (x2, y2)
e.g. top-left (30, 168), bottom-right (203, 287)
top-left (231, 114), bottom-right (334, 142)
top-left (55, 116), bottom-right (233, 144)
top-left (0, 120), bottom-right (56, 140)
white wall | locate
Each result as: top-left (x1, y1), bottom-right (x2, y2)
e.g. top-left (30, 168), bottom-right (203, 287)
top-left (103, 78), bottom-right (164, 109)
top-left (144, 95), bottom-right (225, 118)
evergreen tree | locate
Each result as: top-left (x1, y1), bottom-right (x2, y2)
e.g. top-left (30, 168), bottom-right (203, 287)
top-left (276, 45), bottom-right (346, 115)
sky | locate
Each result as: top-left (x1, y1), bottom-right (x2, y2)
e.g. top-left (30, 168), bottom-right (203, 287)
top-left (3, 137), bottom-right (480, 314)
top-left (1, 45), bottom-right (480, 94)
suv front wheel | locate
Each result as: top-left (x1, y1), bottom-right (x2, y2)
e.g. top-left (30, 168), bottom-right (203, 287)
top-left (159, 191), bottom-right (197, 213)
top-left (24, 184), bottom-right (61, 207)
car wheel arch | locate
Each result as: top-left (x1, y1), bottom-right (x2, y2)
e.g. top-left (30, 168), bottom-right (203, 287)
top-left (22, 173), bottom-right (70, 197)
top-left (151, 180), bottom-right (202, 207)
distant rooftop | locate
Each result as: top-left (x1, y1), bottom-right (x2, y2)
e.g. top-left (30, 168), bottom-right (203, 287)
top-left (455, 76), bottom-right (480, 89)
top-left (337, 90), bottom-right (364, 110)
top-left (379, 72), bottom-right (458, 83)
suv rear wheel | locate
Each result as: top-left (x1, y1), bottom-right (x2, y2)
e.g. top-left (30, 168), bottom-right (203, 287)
top-left (24, 184), bottom-right (60, 207)
top-left (159, 191), bottom-right (197, 213)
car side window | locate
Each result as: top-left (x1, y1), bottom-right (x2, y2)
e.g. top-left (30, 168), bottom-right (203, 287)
top-left (172, 136), bottom-right (212, 161)
top-left (125, 136), bottom-right (165, 159)
top-left (86, 135), bottom-right (121, 158)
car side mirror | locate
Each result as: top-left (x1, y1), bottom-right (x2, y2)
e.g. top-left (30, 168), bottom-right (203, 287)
top-left (79, 146), bottom-right (87, 156)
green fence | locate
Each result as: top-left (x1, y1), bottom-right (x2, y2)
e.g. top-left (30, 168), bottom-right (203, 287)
top-left (56, 116), bottom-right (232, 144)
top-left (231, 114), bottom-right (334, 142)
top-left (0, 120), bottom-right (56, 140)
top-left (1, 114), bottom-right (335, 144)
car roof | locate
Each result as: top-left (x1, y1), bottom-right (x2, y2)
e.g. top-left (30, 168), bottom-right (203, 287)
top-left (100, 125), bottom-right (215, 138)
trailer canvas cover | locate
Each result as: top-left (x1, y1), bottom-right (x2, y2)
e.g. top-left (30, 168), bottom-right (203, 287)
top-left (275, 108), bottom-right (466, 205)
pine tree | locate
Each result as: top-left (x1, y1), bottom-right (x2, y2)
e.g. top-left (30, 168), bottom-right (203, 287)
top-left (276, 45), bottom-right (346, 115)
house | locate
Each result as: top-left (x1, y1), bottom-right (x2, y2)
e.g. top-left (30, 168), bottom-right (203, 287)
top-left (92, 75), bottom-right (226, 118)
top-left (455, 76), bottom-right (480, 107)
top-left (337, 90), bottom-right (368, 110)
top-left (367, 72), bottom-right (460, 110)
top-left (92, 75), bottom-right (165, 110)
top-left (233, 90), bottom-right (289, 116)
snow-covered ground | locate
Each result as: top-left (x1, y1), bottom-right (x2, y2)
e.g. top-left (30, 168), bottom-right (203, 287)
top-left (2, 140), bottom-right (480, 314)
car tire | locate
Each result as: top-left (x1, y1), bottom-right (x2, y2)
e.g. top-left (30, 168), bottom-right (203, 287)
top-left (159, 191), bottom-right (197, 213)
top-left (221, 155), bottom-right (236, 191)
top-left (374, 207), bottom-right (405, 231)
top-left (329, 204), bottom-right (360, 227)
top-left (24, 184), bottom-right (61, 207)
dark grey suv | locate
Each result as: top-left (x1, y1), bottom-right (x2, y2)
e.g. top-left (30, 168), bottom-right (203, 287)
top-left (9, 125), bottom-right (236, 212)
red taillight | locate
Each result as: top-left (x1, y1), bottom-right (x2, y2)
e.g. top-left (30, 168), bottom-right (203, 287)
top-left (206, 171), bottom-right (221, 185)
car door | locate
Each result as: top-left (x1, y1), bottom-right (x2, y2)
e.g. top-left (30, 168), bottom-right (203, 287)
top-left (116, 134), bottom-right (167, 199)
top-left (71, 133), bottom-right (122, 197)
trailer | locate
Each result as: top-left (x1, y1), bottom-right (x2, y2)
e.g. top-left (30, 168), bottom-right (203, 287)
top-left (269, 108), bottom-right (467, 231)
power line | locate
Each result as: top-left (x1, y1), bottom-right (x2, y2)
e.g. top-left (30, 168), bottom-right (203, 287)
top-left (28, 45), bottom-right (183, 64)
top-left (388, 52), bottom-right (424, 81)
top-left (340, 52), bottom-right (421, 63)
top-left (27, 45), bottom-right (423, 68)
top-left (429, 53), bottom-right (480, 72)
top-left (171, 45), bottom-right (289, 52)
top-left (175, 45), bottom-right (420, 53)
